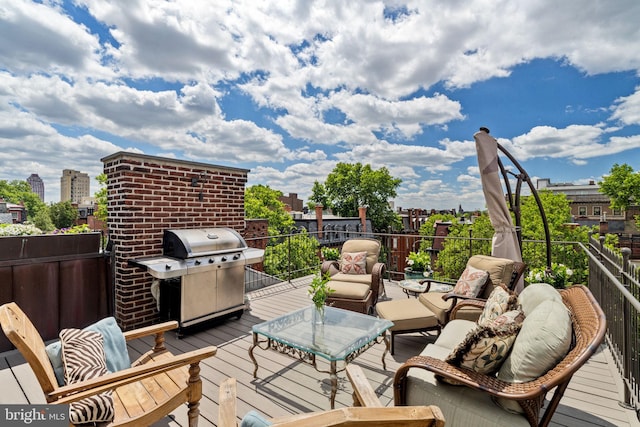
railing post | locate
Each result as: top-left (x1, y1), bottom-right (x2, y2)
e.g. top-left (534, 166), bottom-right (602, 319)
top-left (468, 228), bottom-right (473, 259)
top-left (620, 247), bottom-right (634, 410)
top-left (287, 233), bottom-right (292, 283)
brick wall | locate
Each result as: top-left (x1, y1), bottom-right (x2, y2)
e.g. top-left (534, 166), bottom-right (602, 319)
top-left (101, 152), bottom-right (249, 330)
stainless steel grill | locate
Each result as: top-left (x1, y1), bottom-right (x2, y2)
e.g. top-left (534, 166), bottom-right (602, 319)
top-left (131, 227), bottom-right (264, 330)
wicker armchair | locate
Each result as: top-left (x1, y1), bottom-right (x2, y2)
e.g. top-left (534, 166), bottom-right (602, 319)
top-left (418, 255), bottom-right (526, 326)
top-left (393, 285), bottom-right (606, 427)
top-left (320, 238), bottom-right (386, 314)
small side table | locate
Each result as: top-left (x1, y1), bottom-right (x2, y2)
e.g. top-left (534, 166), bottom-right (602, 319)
top-left (398, 280), bottom-right (454, 298)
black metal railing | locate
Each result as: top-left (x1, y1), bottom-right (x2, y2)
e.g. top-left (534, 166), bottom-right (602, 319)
top-left (585, 235), bottom-right (640, 417)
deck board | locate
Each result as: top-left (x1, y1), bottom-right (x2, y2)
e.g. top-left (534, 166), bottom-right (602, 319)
top-left (1, 278), bottom-right (638, 427)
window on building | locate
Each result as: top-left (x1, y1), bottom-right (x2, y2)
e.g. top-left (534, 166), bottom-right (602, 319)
top-left (578, 206), bottom-right (587, 216)
top-left (613, 208), bottom-right (622, 216)
top-left (593, 206), bottom-right (601, 216)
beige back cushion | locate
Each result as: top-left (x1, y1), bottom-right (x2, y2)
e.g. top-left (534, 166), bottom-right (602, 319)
top-left (342, 239), bottom-right (380, 274)
top-left (467, 255), bottom-right (515, 299)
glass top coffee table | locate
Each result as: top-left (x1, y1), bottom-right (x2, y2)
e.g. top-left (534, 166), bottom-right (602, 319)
top-left (249, 305), bottom-right (393, 408)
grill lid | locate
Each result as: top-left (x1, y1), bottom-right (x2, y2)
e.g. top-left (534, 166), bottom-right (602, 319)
top-left (163, 228), bottom-right (248, 259)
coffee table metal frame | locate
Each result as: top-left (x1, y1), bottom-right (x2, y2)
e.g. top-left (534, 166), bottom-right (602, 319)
top-left (249, 305), bottom-right (393, 409)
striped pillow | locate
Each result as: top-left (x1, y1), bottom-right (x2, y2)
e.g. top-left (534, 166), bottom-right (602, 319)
top-left (60, 328), bottom-right (115, 424)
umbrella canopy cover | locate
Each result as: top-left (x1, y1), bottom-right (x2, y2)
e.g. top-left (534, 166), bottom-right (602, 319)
top-left (474, 128), bottom-right (524, 292)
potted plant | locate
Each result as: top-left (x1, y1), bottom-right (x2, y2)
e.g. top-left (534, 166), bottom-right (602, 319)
top-left (404, 251), bottom-right (432, 280)
top-left (308, 272), bottom-right (334, 323)
top-left (526, 263), bottom-right (574, 289)
top-left (321, 246), bottom-right (340, 261)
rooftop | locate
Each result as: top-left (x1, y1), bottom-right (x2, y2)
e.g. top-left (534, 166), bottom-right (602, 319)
top-left (1, 277), bottom-right (637, 427)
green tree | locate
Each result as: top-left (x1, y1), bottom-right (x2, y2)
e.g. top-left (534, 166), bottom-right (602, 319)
top-left (520, 190), bottom-right (591, 284)
top-left (245, 184), bottom-right (294, 235)
top-left (32, 206), bottom-right (55, 232)
top-left (308, 180), bottom-right (330, 210)
top-left (264, 231), bottom-right (320, 280)
top-left (599, 163), bottom-right (640, 211)
top-left (49, 201), bottom-right (78, 229)
top-left (0, 180), bottom-right (47, 220)
top-left (95, 173), bottom-right (108, 222)
top-left (434, 213), bottom-right (494, 279)
top-left (324, 163), bottom-right (402, 231)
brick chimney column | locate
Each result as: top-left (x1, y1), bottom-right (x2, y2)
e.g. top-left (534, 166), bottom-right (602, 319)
top-left (358, 206), bottom-right (367, 232)
top-left (599, 220), bottom-right (608, 234)
top-left (315, 204), bottom-right (323, 238)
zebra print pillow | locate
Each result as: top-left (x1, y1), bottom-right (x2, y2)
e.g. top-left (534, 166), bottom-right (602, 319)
top-left (60, 328), bottom-right (115, 424)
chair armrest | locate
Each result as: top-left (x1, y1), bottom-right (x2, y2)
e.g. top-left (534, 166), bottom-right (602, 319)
top-left (274, 407), bottom-right (446, 427)
top-left (394, 354), bottom-right (552, 405)
top-left (441, 292), bottom-right (487, 304)
top-left (345, 365), bottom-right (383, 407)
top-left (122, 321), bottom-right (179, 341)
top-left (49, 346), bottom-right (217, 403)
top-left (450, 299), bottom-right (487, 320)
top-left (370, 262), bottom-right (386, 303)
top-left (218, 377), bottom-right (238, 427)
top-left (321, 260), bottom-right (340, 276)
top-left (417, 279), bottom-right (455, 292)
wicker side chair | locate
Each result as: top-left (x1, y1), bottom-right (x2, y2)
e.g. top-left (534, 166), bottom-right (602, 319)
top-left (418, 255), bottom-right (526, 326)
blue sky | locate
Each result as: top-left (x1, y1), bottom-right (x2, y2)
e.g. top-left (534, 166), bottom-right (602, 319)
top-left (1, 0), bottom-right (639, 211)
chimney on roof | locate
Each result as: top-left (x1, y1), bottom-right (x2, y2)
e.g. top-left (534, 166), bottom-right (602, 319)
top-left (589, 180), bottom-right (595, 185)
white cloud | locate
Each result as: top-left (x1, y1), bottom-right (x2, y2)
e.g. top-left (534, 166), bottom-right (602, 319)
top-left (1, 0), bottom-right (639, 210)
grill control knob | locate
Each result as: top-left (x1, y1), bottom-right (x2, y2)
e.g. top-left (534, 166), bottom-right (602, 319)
top-left (221, 256), bottom-right (227, 262)
top-left (194, 260), bottom-right (201, 265)
top-left (233, 254), bottom-right (241, 260)
top-left (208, 258), bottom-right (215, 263)
top-left (165, 264), bottom-right (171, 270)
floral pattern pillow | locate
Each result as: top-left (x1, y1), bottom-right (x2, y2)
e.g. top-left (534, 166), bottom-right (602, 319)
top-left (445, 322), bottom-right (522, 375)
top-left (452, 265), bottom-right (489, 297)
top-left (340, 251), bottom-right (367, 274)
top-left (478, 284), bottom-right (520, 326)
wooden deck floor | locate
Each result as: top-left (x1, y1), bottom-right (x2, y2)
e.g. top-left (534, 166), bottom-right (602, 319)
top-left (1, 278), bottom-right (638, 427)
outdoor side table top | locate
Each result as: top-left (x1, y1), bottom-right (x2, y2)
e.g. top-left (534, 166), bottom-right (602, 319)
top-left (398, 280), bottom-right (454, 297)
top-left (248, 305), bottom-right (393, 409)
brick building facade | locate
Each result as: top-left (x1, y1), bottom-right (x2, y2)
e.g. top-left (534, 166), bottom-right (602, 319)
top-left (101, 152), bottom-right (250, 330)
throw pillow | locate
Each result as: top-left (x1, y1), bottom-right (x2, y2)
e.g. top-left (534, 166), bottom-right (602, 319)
top-left (340, 251), bottom-right (367, 275)
top-left (452, 265), bottom-right (489, 298)
top-left (240, 410), bottom-right (273, 427)
top-left (46, 317), bottom-right (130, 386)
top-left (60, 328), bottom-right (115, 424)
top-left (478, 284), bottom-right (519, 326)
top-left (495, 299), bottom-right (572, 414)
top-left (517, 282), bottom-right (563, 316)
top-left (491, 309), bottom-right (526, 326)
top-left (446, 321), bottom-right (522, 375)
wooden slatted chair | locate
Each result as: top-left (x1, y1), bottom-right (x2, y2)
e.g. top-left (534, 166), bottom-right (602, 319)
top-left (218, 365), bottom-right (446, 427)
top-left (0, 302), bottom-right (217, 427)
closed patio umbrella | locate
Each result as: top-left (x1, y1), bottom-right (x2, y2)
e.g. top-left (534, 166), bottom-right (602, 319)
top-left (474, 128), bottom-right (524, 292)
